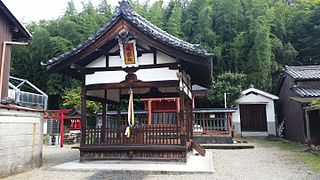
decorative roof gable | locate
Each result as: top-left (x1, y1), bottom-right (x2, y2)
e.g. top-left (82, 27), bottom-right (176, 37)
top-left (42, 0), bottom-right (213, 88)
top-left (43, 0), bottom-right (212, 67)
top-left (241, 86), bottom-right (279, 100)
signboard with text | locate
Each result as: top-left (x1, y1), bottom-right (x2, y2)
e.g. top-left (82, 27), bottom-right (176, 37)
top-left (120, 40), bottom-right (138, 68)
top-left (123, 43), bottom-right (136, 65)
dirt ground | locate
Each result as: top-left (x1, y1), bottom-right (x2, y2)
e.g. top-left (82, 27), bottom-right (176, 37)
top-left (4, 138), bottom-right (320, 180)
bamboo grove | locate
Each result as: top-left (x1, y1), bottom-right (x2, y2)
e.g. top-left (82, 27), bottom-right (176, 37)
top-left (10, 0), bottom-right (320, 108)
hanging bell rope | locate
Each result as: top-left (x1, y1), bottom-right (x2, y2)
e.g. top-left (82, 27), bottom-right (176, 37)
top-left (124, 88), bottom-right (135, 138)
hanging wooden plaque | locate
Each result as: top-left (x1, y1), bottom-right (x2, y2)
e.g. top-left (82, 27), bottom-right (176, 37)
top-left (123, 43), bottom-right (135, 65)
top-left (120, 40), bottom-right (139, 68)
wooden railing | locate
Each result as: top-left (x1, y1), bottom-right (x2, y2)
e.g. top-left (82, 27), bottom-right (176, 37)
top-left (83, 125), bottom-right (182, 146)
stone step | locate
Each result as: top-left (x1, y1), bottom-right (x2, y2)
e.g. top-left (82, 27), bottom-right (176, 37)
top-left (201, 143), bottom-right (254, 149)
top-left (193, 135), bottom-right (233, 144)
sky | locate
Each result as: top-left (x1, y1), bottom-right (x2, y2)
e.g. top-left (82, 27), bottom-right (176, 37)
top-left (2, 0), bottom-right (160, 23)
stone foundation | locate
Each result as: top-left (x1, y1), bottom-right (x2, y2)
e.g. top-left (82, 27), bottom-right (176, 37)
top-left (193, 134), bottom-right (233, 144)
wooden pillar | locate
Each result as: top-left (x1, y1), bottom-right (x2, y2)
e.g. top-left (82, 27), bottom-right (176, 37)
top-left (117, 104), bottom-right (121, 143)
top-left (179, 92), bottom-right (185, 132)
top-left (148, 99), bottom-right (152, 126)
top-left (117, 104), bottom-right (121, 123)
top-left (189, 99), bottom-right (193, 140)
top-left (80, 79), bottom-right (87, 147)
top-left (178, 92), bottom-right (185, 145)
top-left (227, 112), bottom-right (231, 135)
top-left (176, 98), bottom-right (180, 127)
top-left (60, 112), bottom-right (65, 147)
top-left (101, 103), bottom-right (106, 142)
top-left (305, 109), bottom-right (311, 142)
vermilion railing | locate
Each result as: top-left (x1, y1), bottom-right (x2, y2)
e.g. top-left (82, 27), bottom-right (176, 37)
top-left (193, 110), bottom-right (232, 135)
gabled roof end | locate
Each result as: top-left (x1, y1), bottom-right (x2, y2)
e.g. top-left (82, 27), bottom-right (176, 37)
top-left (241, 87), bottom-right (279, 100)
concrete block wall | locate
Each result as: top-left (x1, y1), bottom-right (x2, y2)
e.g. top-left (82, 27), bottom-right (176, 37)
top-left (0, 108), bottom-right (43, 178)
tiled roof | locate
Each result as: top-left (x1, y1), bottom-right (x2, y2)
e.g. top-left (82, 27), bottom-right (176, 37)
top-left (292, 86), bottom-right (320, 97)
top-left (192, 85), bottom-right (209, 92)
top-left (43, 0), bottom-right (211, 66)
top-left (285, 65), bottom-right (320, 80)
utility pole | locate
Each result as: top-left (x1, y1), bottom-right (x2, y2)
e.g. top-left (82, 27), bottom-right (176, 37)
top-left (224, 92), bottom-right (230, 109)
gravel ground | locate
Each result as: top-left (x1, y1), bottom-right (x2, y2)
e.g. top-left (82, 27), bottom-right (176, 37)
top-left (3, 139), bottom-right (320, 180)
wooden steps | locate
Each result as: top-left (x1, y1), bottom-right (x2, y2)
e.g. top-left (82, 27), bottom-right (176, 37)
top-left (191, 140), bottom-right (206, 156)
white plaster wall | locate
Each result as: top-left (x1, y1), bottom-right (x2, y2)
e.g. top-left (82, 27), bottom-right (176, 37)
top-left (0, 108), bottom-right (43, 178)
top-left (232, 93), bottom-right (277, 137)
top-left (157, 51), bottom-right (176, 64)
top-left (109, 56), bottom-right (122, 67)
top-left (138, 53), bottom-right (153, 65)
top-left (85, 71), bottom-right (127, 85)
top-left (135, 68), bottom-right (178, 82)
top-left (86, 56), bottom-right (106, 68)
top-left (237, 93), bottom-right (270, 104)
top-left (266, 101), bottom-right (277, 135)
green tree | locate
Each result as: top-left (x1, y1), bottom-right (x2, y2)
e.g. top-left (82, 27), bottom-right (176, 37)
top-left (194, 6), bottom-right (218, 51)
top-left (98, 0), bottom-right (113, 20)
top-left (181, 0), bottom-right (210, 42)
top-left (208, 72), bottom-right (247, 107)
top-left (62, 86), bottom-right (101, 113)
top-left (164, 0), bottom-right (183, 37)
top-left (65, 0), bottom-right (77, 16)
top-left (247, 16), bottom-right (273, 91)
top-left (147, 0), bottom-right (164, 28)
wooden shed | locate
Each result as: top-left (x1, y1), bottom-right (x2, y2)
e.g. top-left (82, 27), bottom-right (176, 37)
top-left (232, 85), bottom-right (278, 137)
top-left (43, 0), bottom-right (212, 161)
top-left (277, 65), bottom-right (320, 144)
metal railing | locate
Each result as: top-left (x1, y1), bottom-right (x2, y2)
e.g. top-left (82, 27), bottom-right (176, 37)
top-left (9, 76), bottom-right (48, 110)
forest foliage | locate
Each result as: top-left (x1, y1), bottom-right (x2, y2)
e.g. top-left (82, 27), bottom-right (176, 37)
top-left (10, 0), bottom-right (320, 109)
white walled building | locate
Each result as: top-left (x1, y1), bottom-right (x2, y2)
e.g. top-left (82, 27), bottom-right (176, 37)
top-left (232, 86), bottom-right (278, 137)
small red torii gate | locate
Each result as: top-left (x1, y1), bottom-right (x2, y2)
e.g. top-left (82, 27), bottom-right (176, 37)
top-left (45, 109), bottom-right (72, 147)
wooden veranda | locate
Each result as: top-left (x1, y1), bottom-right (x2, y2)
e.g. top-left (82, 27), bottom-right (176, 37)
top-left (80, 92), bottom-right (194, 161)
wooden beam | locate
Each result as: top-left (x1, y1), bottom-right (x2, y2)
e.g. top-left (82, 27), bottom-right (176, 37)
top-left (86, 95), bottom-right (119, 105)
top-left (106, 55), bottom-right (109, 68)
top-left (80, 145), bottom-right (187, 152)
top-left (84, 63), bottom-right (178, 74)
top-left (153, 48), bottom-right (157, 65)
top-left (106, 50), bottom-right (154, 57)
top-left (86, 80), bottom-right (179, 90)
